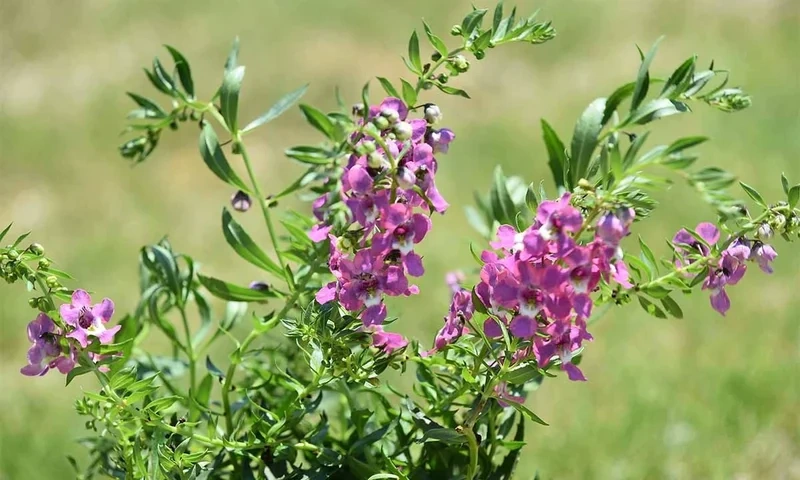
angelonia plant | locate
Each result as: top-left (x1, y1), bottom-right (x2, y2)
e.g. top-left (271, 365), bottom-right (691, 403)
top-left (5, 2), bottom-right (800, 479)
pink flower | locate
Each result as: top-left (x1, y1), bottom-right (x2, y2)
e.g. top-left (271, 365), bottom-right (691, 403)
top-left (369, 325), bottom-right (408, 353)
top-left (59, 289), bottom-right (120, 348)
top-left (20, 314), bottom-right (76, 377)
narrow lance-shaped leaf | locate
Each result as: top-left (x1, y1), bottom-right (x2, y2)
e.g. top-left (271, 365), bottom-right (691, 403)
top-left (739, 182), bottom-right (766, 207)
top-left (220, 65), bottom-right (246, 131)
top-left (298, 104), bottom-right (336, 140)
top-left (541, 119), bottom-right (568, 189)
top-left (164, 45), bottom-right (194, 98)
top-left (221, 208), bottom-right (285, 277)
top-left (242, 83), bottom-right (309, 133)
top-left (376, 77), bottom-right (400, 98)
top-left (408, 30), bottom-right (422, 72)
top-left (198, 124), bottom-right (250, 191)
top-left (224, 37), bottom-right (240, 74)
top-left (630, 36), bottom-right (664, 111)
top-left (197, 274), bottom-right (274, 302)
top-left (422, 21), bottom-right (448, 56)
top-left (570, 98), bottom-right (606, 186)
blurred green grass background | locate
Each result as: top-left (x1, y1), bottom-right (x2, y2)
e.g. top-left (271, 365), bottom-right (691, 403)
top-left (1, 0), bottom-right (799, 478)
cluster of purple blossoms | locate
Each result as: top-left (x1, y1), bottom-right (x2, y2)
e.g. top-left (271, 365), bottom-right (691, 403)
top-left (314, 97), bottom-right (454, 348)
top-left (435, 194), bottom-right (635, 382)
top-left (21, 290), bottom-right (119, 377)
top-left (673, 222), bottom-right (777, 315)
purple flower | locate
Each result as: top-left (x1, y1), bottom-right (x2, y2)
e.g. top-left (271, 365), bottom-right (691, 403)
top-left (230, 190), bottom-right (252, 212)
top-left (371, 203), bottom-right (431, 277)
top-left (59, 289), bottom-right (120, 348)
top-left (432, 289), bottom-right (474, 350)
top-left (673, 222), bottom-right (718, 267)
top-left (596, 208), bottom-right (634, 247)
top-left (534, 320), bottom-right (590, 382)
top-left (703, 252), bottom-right (746, 316)
top-left (427, 128), bottom-right (455, 154)
top-left (537, 193), bottom-right (583, 254)
top-left (751, 242), bottom-right (777, 273)
top-left (369, 325), bottom-right (408, 353)
top-left (20, 314), bottom-right (74, 376)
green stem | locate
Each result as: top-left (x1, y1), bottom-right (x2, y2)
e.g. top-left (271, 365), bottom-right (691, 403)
top-left (414, 47), bottom-right (463, 95)
top-left (235, 136), bottom-right (294, 291)
top-left (178, 307), bottom-right (196, 394)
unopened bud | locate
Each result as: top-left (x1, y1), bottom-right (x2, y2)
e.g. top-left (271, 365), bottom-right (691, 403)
top-left (231, 141), bottom-right (242, 155)
top-left (431, 52), bottom-right (442, 61)
top-left (757, 223), bottom-right (773, 241)
top-left (367, 151), bottom-right (386, 169)
top-left (577, 178), bottom-right (593, 190)
top-left (28, 297), bottom-right (38, 308)
top-left (380, 107), bottom-right (400, 124)
top-left (474, 49), bottom-right (486, 60)
top-left (452, 55), bottom-right (469, 72)
top-left (248, 281), bottom-right (270, 292)
top-left (424, 104), bottom-right (442, 124)
top-left (393, 121), bottom-right (413, 141)
top-left (352, 103), bottom-right (366, 117)
top-left (437, 73), bottom-right (449, 84)
top-left (361, 140), bottom-right (377, 153)
top-left (373, 116), bottom-right (390, 130)
top-left (46, 275), bottom-right (59, 288)
top-left (38, 259), bottom-right (51, 270)
top-left (450, 25), bottom-right (463, 36)
top-left (29, 243), bottom-right (44, 256)
top-left (231, 190), bottom-right (252, 212)
top-left (771, 214), bottom-right (787, 231)
top-left (422, 81), bottom-right (434, 90)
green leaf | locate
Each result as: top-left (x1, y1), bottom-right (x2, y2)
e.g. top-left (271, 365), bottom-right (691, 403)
top-left (502, 364), bottom-right (543, 385)
top-left (224, 37), bottom-right (240, 74)
top-left (492, 0), bottom-right (504, 32)
top-left (637, 295), bottom-right (667, 319)
top-left (602, 82), bottom-right (635, 125)
top-left (299, 104), bottom-right (336, 140)
top-left (164, 45), bottom-right (194, 97)
top-left (739, 182), bottom-right (766, 207)
top-left (660, 295), bottom-right (684, 319)
top-left (198, 124), bottom-right (249, 191)
top-left (197, 274), bottom-right (273, 302)
top-left (780, 173), bottom-right (790, 195)
top-left (220, 65), bottom-right (245, 131)
top-left (630, 36), bottom-right (664, 111)
top-left (664, 136), bottom-right (708, 155)
top-left (190, 374), bottom-right (213, 422)
top-left (507, 401), bottom-right (548, 426)
top-left (638, 236), bottom-right (658, 276)
top-left (376, 77), bottom-right (400, 98)
top-left (285, 145), bottom-right (332, 165)
top-left (408, 30), bottom-right (422, 72)
top-left (126, 93), bottom-right (167, 118)
top-left (419, 428), bottom-right (467, 445)
top-left (0, 223), bottom-right (12, 243)
top-left (789, 185), bottom-right (800, 208)
top-left (205, 356), bottom-right (225, 379)
top-left (630, 98), bottom-right (689, 125)
top-left (152, 58), bottom-right (176, 93)
top-left (660, 55), bottom-right (696, 98)
top-left (541, 119), bottom-right (568, 188)
top-left (400, 79), bottom-right (417, 106)
top-left (491, 166), bottom-right (517, 225)
top-left (422, 21), bottom-right (448, 56)
top-left (145, 396), bottom-right (181, 412)
top-left (622, 131), bottom-right (650, 170)
top-left (435, 84), bottom-right (470, 99)
top-left (221, 208), bottom-right (284, 277)
top-left (461, 8), bottom-right (488, 37)
top-left (242, 84), bottom-right (308, 133)
top-left (149, 245), bottom-right (181, 296)
top-left (570, 98), bottom-right (606, 185)
top-left (65, 365), bottom-right (94, 386)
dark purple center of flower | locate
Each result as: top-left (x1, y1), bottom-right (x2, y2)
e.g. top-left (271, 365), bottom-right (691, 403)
top-left (520, 288), bottom-right (542, 306)
top-left (394, 225), bottom-right (409, 240)
top-left (356, 273), bottom-right (379, 294)
top-left (77, 306), bottom-right (94, 329)
top-left (385, 250), bottom-right (402, 264)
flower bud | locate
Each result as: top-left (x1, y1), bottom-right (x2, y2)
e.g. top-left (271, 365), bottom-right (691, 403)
top-left (231, 141), bottom-right (242, 155)
top-left (757, 223), bottom-right (773, 241)
top-left (29, 243), bottom-right (44, 256)
top-left (397, 167), bottom-right (416, 189)
top-left (422, 81), bottom-right (434, 90)
top-left (424, 104), bottom-right (442, 124)
top-left (431, 52), bottom-right (442, 61)
top-left (231, 190), bottom-right (252, 212)
top-left (248, 281), bottom-right (270, 292)
top-left (352, 103), bottom-right (366, 117)
top-left (474, 49), bottom-right (486, 60)
top-left (577, 178), bottom-right (593, 191)
top-left (38, 259), bottom-right (51, 270)
top-left (7, 249), bottom-right (18, 260)
top-left (28, 297), bottom-right (38, 308)
top-left (452, 55), bottom-right (469, 72)
top-left (380, 107), bottom-right (400, 124)
top-left (361, 140), bottom-right (377, 153)
top-left (771, 214), bottom-right (786, 231)
top-left (393, 121), bottom-right (413, 140)
top-left (437, 73), bottom-right (449, 84)
top-left (450, 25), bottom-right (463, 36)
top-left (26, 274), bottom-right (36, 284)
top-left (46, 275), bottom-right (59, 288)
top-left (367, 151), bottom-right (386, 169)
top-left (373, 116), bottom-right (390, 130)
